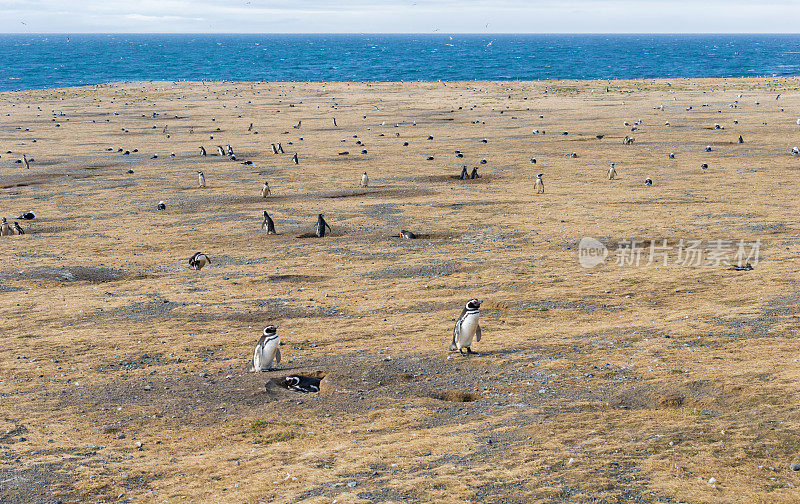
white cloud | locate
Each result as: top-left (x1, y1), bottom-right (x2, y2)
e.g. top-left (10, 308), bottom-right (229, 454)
top-left (0, 0), bottom-right (798, 32)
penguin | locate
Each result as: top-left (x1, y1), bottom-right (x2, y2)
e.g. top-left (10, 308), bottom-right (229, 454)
top-left (22, 154), bottom-right (29, 169)
top-left (157, 201), bottom-right (166, 210)
top-left (450, 299), bottom-right (482, 355)
top-left (0, 218), bottom-right (10, 236)
top-left (669, 153), bottom-right (675, 159)
top-left (261, 181), bottom-right (271, 198)
top-left (534, 173), bottom-right (544, 194)
top-left (705, 145), bottom-right (712, 152)
top-left (197, 170), bottom-right (206, 188)
top-left (293, 120), bottom-right (301, 129)
top-left (199, 146), bottom-right (207, 156)
top-left (459, 166), bottom-right (469, 180)
top-left (470, 167), bottom-right (479, 179)
top-left (400, 230), bottom-right (417, 239)
top-left (226, 144), bottom-right (234, 156)
top-left (292, 152), bottom-right (298, 165)
top-left (608, 163), bottom-right (616, 180)
top-left (217, 145), bottom-right (225, 156)
top-left (645, 178), bottom-right (653, 186)
top-left (793, 147), bottom-right (799, 156)
top-left (333, 117), bottom-right (338, 127)
top-left (248, 123), bottom-right (253, 132)
top-left (17, 212), bottom-right (35, 220)
top-left (271, 143), bottom-right (278, 154)
top-left (250, 325), bottom-right (281, 372)
top-left (282, 375), bottom-right (320, 393)
top-left (188, 252), bottom-right (211, 270)
top-left (262, 211), bottom-right (276, 234)
top-left (277, 143), bottom-right (284, 154)
top-left (738, 135), bottom-right (744, 144)
top-left (360, 172), bottom-right (369, 187)
top-left (701, 163), bottom-right (708, 169)
top-left (12, 222), bottom-right (24, 235)
top-left (315, 214), bottom-right (332, 238)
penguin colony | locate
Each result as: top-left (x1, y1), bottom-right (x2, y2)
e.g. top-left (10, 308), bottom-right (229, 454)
top-left (5, 81), bottom-right (774, 385)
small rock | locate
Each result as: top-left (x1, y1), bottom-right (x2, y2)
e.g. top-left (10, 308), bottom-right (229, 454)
top-left (708, 477), bottom-right (717, 485)
top-left (347, 481), bottom-right (358, 488)
top-left (791, 463), bottom-right (800, 471)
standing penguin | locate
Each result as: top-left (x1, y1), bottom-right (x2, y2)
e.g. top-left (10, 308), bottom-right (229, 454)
top-left (197, 170), bottom-right (206, 188)
top-left (12, 222), bottom-right (24, 235)
top-left (459, 166), bottom-right (469, 180)
top-left (261, 181), bottom-right (271, 198)
top-left (470, 167), bottom-right (479, 179)
top-left (608, 163), bottom-right (616, 180)
top-left (271, 143), bottom-right (279, 154)
top-left (0, 218), bottom-right (11, 236)
top-left (277, 143), bottom-right (284, 154)
top-left (315, 214), bottom-right (332, 237)
top-left (250, 325), bottom-right (281, 372)
top-left (22, 154), bottom-right (29, 169)
top-left (199, 146), bottom-right (207, 156)
top-left (534, 173), bottom-right (544, 194)
top-left (217, 145), bottom-right (225, 156)
top-left (450, 299), bottom-right (482, 355)
top-left (188, 252), bottom-right (211, 270)
top-left (262, 211), bottom-right (276, 234)
top-left (226, 144), bottom-right (234, 157)
top-left (333, 117), bottom-right (338, 127)
top-left (292, 152), bottom-right (298, 165)
top-left (360, 172), bottom-right (369, 187)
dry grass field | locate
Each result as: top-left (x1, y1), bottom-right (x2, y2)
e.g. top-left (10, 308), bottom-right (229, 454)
top-left (2, 77), bottom-right (800, 503)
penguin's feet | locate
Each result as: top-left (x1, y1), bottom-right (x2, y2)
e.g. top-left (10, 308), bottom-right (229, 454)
top-left (466, 347), bottom-right (476, 355)
top-left (449, 343), bottom-right (457, 351)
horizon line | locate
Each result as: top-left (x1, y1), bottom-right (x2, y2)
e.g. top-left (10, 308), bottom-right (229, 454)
top-left (2, 32), bottom-right (800, 36)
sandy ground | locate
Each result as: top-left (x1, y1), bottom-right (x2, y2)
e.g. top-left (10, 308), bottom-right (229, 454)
top-left (1, 78), bottom-right (800, 503)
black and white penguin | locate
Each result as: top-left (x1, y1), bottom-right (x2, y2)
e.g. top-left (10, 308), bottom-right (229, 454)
top-left (705, 145), bottom-right (712, 152)
top-left (262, 211), bottom-right (276, 234)
top-left (12, 222), bottom-right (24, 235)
top-left (217, 145), bottom-right (225, 156)
top-left (0, 218), bottom-right (10, 236)
top-left (197, 170), bottom-right (206, 188)
top-left (157, 201), bottom-right (166, 210)
top-left (450, 299), bottom-right (482, 355)
top-left (333, 117), bottom-right (338, 127)
top-left (17, 212), bottom-right (35, 220)
top-left (470, 167), bottom-right (479, 179)
top-left (459, 166), bottom-right (469, 180)
top-left (248, 123), bottom-right (253, 132)
top-left (199, 146), bottom-right (207, 156)
top-left (292, 152), bottom-right (298, 164)
top-left (534, 173), bottom-right (544, 194)
top-left (701, 163), bottom-right (708, 169)
top-left (400, 230), bottom-right (416, 239)
top-left (360, 172), bottom-right (369, 187)
top-left (22, 154), bottom-right (29, 169)
top-left (669, 153), bottom-right (675, 159)
top-left (277, 143), bottom-right (284, 154)
top-left (261, 181), bottom-right (271, 198)
top-left (282, 375), bottom-right (320, 393)
top-left (271, 143), bottom-right (278, 154)
top-left (738, 135), bottom-right (744, 144)
top-left (645, 178), bottom-right (653, 186)
top-left (226, 144), bottom-right (234, 156)
top-left (293, 120), bottom-right (301, 129)
top-left (315, 214), bottom-right (332, 238)
top-left (608, 163), bottom-right (616, 180)
top-left (188, 252), bottom-right (211, 270)
top-left (250, 325), bottom-right (281, 372)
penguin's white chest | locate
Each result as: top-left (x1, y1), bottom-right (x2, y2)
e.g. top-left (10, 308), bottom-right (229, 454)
top-left (254, 337), bottom-right (280, 370)
top-left (457, 313), bottom-right (479, 349)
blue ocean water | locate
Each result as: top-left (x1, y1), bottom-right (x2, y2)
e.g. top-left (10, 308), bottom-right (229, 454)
top-left (1, 34), bottom-right (800, 91)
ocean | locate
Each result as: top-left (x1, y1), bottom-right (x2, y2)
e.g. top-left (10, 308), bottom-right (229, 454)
top-left (1, 34), bottom-right (800, 91)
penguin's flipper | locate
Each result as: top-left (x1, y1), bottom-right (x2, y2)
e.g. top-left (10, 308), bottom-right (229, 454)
top-left (476, 325), bottom-right (481, 342)
top-left (275, 348), bottom-right (281, 364)
top-left (325, 223), bottom-right (332, 233)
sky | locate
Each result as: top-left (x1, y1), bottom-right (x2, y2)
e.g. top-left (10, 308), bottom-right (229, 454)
top-left (1, 0), bottom-right (799, 34)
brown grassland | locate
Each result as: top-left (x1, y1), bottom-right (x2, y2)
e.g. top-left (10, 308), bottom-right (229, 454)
top-left (1, 78), bottom-right (800, 503)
